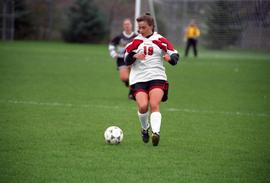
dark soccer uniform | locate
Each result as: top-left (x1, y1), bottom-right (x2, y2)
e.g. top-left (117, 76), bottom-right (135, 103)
top-left (109, 32), bottom-right (137, 69)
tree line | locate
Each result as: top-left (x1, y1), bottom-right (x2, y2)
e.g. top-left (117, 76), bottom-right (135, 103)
top-left (1, 0), bottom-right (269, 49)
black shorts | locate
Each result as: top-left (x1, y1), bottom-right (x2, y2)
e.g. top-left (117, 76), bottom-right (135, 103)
top-left (116, 57), bottom-right (127, 70)
top-left (129, 80), bottom-right (169, 102)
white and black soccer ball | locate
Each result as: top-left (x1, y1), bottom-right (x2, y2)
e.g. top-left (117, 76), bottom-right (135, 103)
top-left (104, 126), bottom-right (123, 144)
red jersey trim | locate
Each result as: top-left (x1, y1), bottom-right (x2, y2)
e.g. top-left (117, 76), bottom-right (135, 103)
top-left (126, 39), bottom-right (143, 53)
top-left (152, 40), bottom-right (167, 52)
top-left (158, 37), bottom-right (174, 51)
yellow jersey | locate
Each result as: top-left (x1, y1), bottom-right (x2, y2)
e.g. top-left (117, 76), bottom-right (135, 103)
top-left (185, 25), bottom-right (200, 39)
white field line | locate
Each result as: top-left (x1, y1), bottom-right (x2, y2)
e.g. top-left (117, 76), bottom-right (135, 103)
top-left (166, 108), bottom-right (269, 118)
top-left (0, 99), bottom-right (121, 110)
top-left (1, 99), bottom-right (269, 118)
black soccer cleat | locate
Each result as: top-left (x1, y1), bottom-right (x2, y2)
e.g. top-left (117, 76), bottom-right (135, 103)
top-left (152, 133), bottom-right (160, 146)
top-left (141, 129), bottom-right (150, 143)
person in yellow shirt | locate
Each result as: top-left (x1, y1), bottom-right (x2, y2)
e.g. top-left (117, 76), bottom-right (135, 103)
top-left (184, 20), bottom-right (200, 57)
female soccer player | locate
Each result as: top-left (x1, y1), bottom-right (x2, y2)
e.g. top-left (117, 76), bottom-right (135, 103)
top-left (108, 18), bottom-right (137, 99)
top-left (124, 13), bottom-right (179, 146)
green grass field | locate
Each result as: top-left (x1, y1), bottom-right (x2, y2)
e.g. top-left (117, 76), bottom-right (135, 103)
top-left (0, 41), bottom-right (270, 183)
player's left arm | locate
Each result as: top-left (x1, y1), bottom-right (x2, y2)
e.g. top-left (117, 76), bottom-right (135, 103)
top-left (196, 27), bottom-right (201, 38)
top-left (153, 37), bottom-right (180, 66)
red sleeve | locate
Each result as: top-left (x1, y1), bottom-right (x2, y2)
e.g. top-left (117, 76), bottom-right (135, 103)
top-left (158, 37), bottom-right (174, 51)
top-left (126, 39), bottom-right (143, 53)
top-left (152, 40), bottom-right (167, 52)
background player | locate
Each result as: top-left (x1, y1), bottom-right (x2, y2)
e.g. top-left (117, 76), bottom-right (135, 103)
top-left (184, 19), bottom-right (200, 57)
top-left (125, 13), bottom-right (180, 146)
top-left (108, 18), bottom-right (137, 98)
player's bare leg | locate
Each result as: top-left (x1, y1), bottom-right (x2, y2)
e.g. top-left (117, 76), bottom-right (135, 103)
top-left (119, 67), bottom-right (133, 99)
top-left (149, 88), bottom-right (164, 146)
top-left (119, 67), bottom-right (129, 86)
top-left (135, 92), bottom-right (150, 143)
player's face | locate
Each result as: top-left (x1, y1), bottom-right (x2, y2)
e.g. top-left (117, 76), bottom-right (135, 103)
top-left (123, 20), bottom-right (132, 34)
top-left (138, 21), bottom-right (153, 37)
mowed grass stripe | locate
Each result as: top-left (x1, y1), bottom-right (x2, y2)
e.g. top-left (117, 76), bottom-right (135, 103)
top-left (1, 99), bottom-right (270, 118)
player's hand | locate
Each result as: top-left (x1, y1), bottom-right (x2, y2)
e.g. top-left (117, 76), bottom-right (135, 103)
top-left (133, 53), bottom-right (146, 60)
top-left (114, 53), bottom-right (118, 59)
top-left (163, 54), bottom-right (171, 62)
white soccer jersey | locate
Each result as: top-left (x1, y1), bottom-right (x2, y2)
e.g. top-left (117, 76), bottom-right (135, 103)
top-left (125, 32), bottom-right (178, 85)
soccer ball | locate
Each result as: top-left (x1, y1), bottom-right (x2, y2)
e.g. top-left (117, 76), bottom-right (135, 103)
top-left (104, 126), bottom-right (123, 144)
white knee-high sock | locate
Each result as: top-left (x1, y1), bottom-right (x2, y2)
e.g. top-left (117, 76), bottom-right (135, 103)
top-left (150, 112), bottom-right (162, 134)
top-left (137, 111), bottom-right (150, 130)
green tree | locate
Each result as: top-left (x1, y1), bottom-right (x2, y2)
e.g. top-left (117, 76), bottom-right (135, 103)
top-left (1, 0), bottom-right (34, 40)
top-left (14, 0), bottom-right (35, 39)
top-left (206, 0), bottom-right (242, 49)
top-left (62, 0), bottom-right (108, 43)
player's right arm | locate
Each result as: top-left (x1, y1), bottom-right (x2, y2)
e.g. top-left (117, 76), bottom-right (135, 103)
top-left (108, 35), bottom-right (121, 59)
top-left (124, 39), bottom-right (144, 65)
